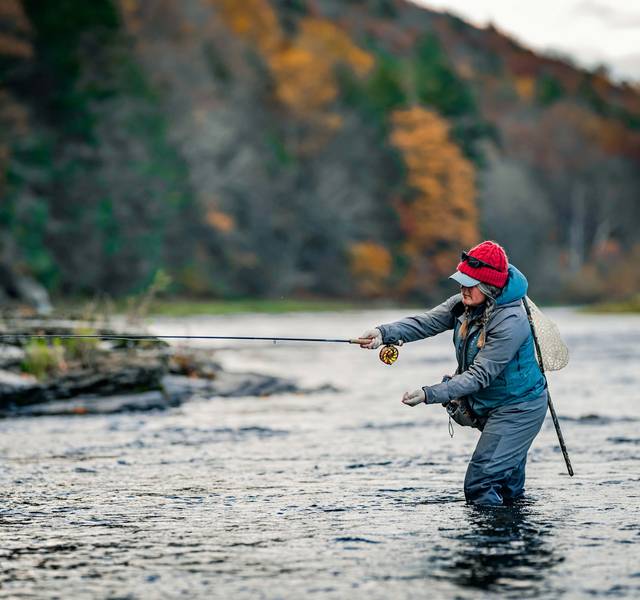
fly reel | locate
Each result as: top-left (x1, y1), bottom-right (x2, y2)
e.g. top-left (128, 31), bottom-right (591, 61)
top-left (379, 344), bottom-right (399, 365)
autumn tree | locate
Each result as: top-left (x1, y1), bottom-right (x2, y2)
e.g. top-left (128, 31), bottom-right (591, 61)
top-left (212, 0), bottom-right (373, 134)
top-left (348, 241), bottom-right (392, 297)
top-left (390, 106), bottom-right (478, 296)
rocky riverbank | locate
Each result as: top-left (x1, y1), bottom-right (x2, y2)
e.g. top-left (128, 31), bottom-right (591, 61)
top-left (0, 320), bottom-right (329, 417)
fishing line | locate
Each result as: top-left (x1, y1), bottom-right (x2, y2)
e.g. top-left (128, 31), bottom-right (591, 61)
top-left (0, 333), bottom-right (400, 365)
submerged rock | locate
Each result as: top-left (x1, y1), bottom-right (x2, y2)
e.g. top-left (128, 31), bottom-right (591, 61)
top-left (7, 390), bottom-right (183, 416)
top-left (0, 357), bottom-right (165, 410)
top-left (163, 371), bottom-right (300, 398)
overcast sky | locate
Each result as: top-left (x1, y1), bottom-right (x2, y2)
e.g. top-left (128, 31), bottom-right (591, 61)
top-left (411, 0), bottom-right (640, 83)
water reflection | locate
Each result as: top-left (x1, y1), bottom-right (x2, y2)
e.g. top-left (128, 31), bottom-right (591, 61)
top-left (438, 503), bottom-right (562, 596)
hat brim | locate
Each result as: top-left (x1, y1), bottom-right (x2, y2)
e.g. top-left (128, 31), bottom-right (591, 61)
top-left (450, 271), bottom-right (481, 287)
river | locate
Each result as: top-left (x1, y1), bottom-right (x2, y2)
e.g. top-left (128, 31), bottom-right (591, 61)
top-left (1, 308), bottom-right (639, 599)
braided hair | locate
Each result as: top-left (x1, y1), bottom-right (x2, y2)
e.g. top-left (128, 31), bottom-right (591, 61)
top-left (458, 283), bottom-right (503, 348)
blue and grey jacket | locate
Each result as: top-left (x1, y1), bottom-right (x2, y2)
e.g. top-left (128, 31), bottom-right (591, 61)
top-left (377, 265), bottom-right (546, 416)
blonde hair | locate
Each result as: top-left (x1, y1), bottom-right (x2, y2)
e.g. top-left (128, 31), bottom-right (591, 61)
top-left (459, 283), bottom-right (502, 349)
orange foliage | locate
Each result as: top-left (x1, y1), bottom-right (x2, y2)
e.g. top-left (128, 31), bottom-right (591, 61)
top-left (212, 0), bottom-right (282, 55)
top-left (348, 242), bottom-right (392, 296)
top-left (514, 76), bottom-right (535, 102)
top-left (206, 209), bottom-right (235, 233)
top-left (537, 103), bottom-right (637, 160)
top-left (297, 19), bottom-right (373, 78)
top-left (212, 2), bottom-right (373, 128)
top-left (587, 115), bottom-right (640, 159)
top-left (269, 45), bottom-right (336, 113)
top-left (390, 107), bottom-right (478, 294)
top-left (270, 18), bottom-right (373, 119)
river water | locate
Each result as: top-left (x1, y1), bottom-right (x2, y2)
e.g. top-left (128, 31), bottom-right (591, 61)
top-left (1, 308), bottom-right (639, 599)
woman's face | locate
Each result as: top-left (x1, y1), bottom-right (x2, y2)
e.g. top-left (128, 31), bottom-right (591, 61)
top-left (461, 285), bottom-right (486, 306)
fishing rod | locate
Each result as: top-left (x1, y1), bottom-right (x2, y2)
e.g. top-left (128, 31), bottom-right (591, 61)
top-left (523, 297), bottom-right (574, 477)
top-left (0, 333), bottom-right (401, 365)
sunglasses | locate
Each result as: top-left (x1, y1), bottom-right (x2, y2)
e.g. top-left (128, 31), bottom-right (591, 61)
top-left (461, 251), bottom-right (503, 272)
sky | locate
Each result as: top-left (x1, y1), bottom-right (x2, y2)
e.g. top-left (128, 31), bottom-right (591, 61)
top-left (411, 0), bottom-right (640, 83)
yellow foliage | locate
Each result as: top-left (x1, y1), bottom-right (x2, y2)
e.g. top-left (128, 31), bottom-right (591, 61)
top-left (213, 3), bottom-right (373, 130)
top-left (296, 19), bottom-right (374, 77)
top-left (270, 17), bottom-right (373, 119)
top-left (211, 0), bottom-right (282, 54)
top-left (206, 209), bottom-right (236, 233)
top-left (514, 76), bottom-right (535, 102)
top-left (349, 242), bottom-right (392, 296)
top-left (390, 107), bottom-right (478, 294)
top-left (270, 45), bottom-right (336, 112)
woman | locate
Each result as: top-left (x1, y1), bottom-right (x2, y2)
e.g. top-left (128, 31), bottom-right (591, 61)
top-left (360, 241), bottom-right (547, 506)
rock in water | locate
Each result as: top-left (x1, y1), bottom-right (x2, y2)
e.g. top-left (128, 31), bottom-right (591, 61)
top-left (7, 390), bottom-right (183, 416)
top-left (0, 345), bottom-right (26, 369)
top-left (0, 369), bottom-right (38, 394)
top-left (0, 358), bottom-right (165, 410)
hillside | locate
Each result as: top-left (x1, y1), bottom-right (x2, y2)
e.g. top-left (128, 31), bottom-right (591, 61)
top-left (1, 0), bottom-right (639, 303)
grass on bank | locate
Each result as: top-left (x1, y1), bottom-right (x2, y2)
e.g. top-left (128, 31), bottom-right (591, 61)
top-left (145, 298), bottom-right (368, 317)
top-left (54, 271), bottom-right (378, 317)
top-left (53, 297), bottom-right (377, 319)
top-left (52, 293), bottom-right (640, 318)
top-left (582, 295), bottom-right (640, 314)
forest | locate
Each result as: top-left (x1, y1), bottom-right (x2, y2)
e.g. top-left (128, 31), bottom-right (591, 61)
top-left (1, 0), bottom-right (639, 305)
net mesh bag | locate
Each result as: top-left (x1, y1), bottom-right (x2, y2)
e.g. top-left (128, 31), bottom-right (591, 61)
top-left (525, 297), bottom-right (569, 371)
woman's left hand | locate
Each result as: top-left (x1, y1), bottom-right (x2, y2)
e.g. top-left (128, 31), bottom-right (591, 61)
top-left (402, 388), bottom-right (426, 406)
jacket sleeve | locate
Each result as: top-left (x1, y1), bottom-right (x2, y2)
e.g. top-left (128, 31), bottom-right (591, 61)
top-left (377, 294), bottom-right (461, 344)
top-left (422, 310), bottom-right (531, 405)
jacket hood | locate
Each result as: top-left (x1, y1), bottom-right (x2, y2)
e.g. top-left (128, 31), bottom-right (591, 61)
top-left (496, 264), bottom-right (528, 305)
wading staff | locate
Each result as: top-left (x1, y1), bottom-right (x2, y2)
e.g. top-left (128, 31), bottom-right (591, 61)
top-left (522, 297), bottom-right (574, 477)
top-left (0, 333), bottom-right (402, 365)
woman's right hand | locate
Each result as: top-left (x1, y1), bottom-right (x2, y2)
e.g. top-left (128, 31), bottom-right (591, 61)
top-left (359, 328), bottom-right (382, 349)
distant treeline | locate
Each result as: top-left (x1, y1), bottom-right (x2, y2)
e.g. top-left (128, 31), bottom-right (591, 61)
top-left (1, 0), bottom-right (639, 303)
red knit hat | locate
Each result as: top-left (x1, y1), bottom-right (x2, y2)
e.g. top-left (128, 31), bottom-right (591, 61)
top-left (452, 241), bottom-right (509, 288)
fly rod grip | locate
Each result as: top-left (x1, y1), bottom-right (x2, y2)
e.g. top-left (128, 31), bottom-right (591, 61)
top-left (350, 338), bottom-right (374, 345)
